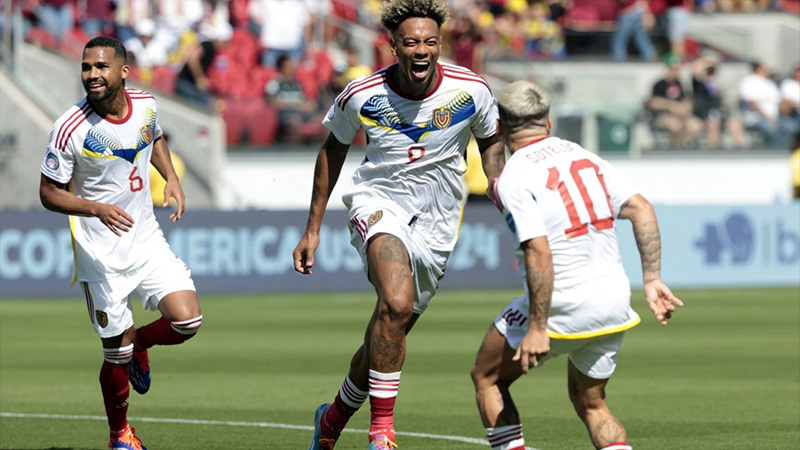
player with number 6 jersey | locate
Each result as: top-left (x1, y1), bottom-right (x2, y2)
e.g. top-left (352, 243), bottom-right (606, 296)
top-left (471, 80), bottom-right (684, 450)
top-left (39, 36), bottom-right (202, 450)
top-left (43, 85), bottom-right (163, 282)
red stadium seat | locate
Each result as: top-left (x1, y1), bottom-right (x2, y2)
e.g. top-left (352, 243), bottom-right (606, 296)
top-left (27, 27), bottom-right (58, 51)
top-left (221, 99), bottom-right (248, 146)
top-left (59, 28), bottom-right (89, 60)
top-left (246, 99), bottom-right (279, 146)
top-left (150, 65), bottom-right (178, 95)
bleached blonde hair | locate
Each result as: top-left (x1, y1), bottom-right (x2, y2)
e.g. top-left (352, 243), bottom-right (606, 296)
top-left (497, 80), bottom-right (551, 132)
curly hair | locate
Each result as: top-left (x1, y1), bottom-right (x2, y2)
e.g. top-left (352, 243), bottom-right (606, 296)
top-left (379, 0), bottom-right (450, 33)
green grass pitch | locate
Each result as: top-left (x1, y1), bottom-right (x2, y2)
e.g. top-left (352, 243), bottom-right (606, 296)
top-left (1, 287), bottom-right (798, 449)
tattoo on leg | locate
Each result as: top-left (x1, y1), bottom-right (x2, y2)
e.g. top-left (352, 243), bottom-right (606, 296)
top-left (592, 415), bottom-right (625, 448)
top-left (376, 236), bottom-right (409, 265)
top-left (390, 267), bottom-right (411, 281)
top-left (372, 333), bottom-right (403, 372)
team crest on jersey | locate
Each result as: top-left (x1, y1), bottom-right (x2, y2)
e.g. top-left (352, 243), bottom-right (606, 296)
top-left (95, 310), bottom-right (108, 328)
top-left (432, 107), bottom-right (452, 129)
top-left (140, 124), bottom-right (153, 145)
top-left (368, 210), bottom-right (383, 226)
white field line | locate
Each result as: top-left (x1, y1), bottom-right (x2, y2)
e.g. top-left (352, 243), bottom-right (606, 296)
top-left (0, 411), bottom-right (541, 450)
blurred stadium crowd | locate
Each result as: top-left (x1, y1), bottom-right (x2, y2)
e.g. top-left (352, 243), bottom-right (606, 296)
top-left (1, 0), bottom-right (799, 149)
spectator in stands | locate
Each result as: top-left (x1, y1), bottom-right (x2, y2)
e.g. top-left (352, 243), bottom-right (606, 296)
top-left (252, 0), bottom-right (311, 68)
top-left (524, 0), bottom-right (566, 60)
top-left (174, 21), bottom-right (233, 108)
top-left (611, 0), bottom-right (657, 61)
top-left (266, 54), bottom-right (317, 143)
top-left (124, 19), bottom-right (168, 70)
top-left (80, 0), bottom-right (115, 37)
top-left (113, 0), bottom-right (155, 43)
top-left (738, 61), bottom-right (794, 149)
top-left (35, 0), bottom-right (75, 42)
top-left (196, 0), bottom-right (231, 42)
top-left (691, 52), bottom-right (747, 149)
top-left (665, 0), bottom-right (689, 61)
top-left (779, 65), bottom-right (800, 138)
top-left (646, 54), bottom-right (704, 148)
top-left (153, 0), bottom-right (204, 53)
top-left (445, 4), bottom-right (486, 71)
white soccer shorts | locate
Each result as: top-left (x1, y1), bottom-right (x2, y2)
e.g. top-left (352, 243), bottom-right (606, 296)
top-left (494, 296), bottom-right (625, 379)
top-left (348, 204), bottom-right (448, 314)
top-left (81, 242), bottom-right (195, 338)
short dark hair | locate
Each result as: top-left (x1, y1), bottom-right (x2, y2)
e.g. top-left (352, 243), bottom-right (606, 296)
top-left (276, 54), bottom-right (292, 70)
top-left (380, 0), bottom-right (450, 34)
top-left (84, 36), bottom-right (128, 63)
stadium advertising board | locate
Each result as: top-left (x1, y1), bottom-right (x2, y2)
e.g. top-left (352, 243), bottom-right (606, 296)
top-left (1, 203), bottom-right (798, 297)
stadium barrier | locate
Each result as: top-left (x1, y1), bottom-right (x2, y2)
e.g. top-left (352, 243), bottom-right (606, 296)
top-left (0, 202), bottom-right (798, 298)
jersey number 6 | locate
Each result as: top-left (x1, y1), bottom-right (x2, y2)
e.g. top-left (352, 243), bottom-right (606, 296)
top-left (546, 158), bottom-right (614, 239)
top-left (129, 166), bottom-right (144, 192)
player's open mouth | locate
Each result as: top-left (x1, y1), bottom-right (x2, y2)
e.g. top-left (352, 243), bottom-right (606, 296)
top-left (411, 61), bottom-right (430, 79)
top-left (87, 81), bottom-right (106, 92)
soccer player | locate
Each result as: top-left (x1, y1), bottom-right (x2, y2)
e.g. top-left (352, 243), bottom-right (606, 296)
top-left (39, 36), bottom-right (202, 450)
top-left (292, 0), bottom-right (505, 448)
top-left (470, 80), bottom-right (684, 450)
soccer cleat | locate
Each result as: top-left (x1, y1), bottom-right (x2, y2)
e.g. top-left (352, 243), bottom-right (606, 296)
top-left (309, 403), bottom-right (339, 450)
top-left (369, 433), bottom-right (398, 450)
top-left (129, 348), bottom-right (151, 395)
top-left (109, 426), bottom-right (147, 450)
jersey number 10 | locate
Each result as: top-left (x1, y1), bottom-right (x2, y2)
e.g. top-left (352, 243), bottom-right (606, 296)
top-left (545, 158), bottom-right (614, 239)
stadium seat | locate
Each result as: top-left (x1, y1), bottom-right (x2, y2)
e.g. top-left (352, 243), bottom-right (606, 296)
top-left (150, 65), bottom-right (178, 95)
top-left (58, 28), bottom-right (89, 60)
top-left (221, 99), bottom-right (248, 146)
top-left (26, 27), bottom-right (58, 51)
top-left (246, 99), bottom-right (279, 146)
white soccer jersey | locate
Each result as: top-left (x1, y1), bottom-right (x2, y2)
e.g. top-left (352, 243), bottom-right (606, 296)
top-left (496, 137), bottom-right (641, 337)
top-left (41, 88), bottom-right (164, 283)
top-left (324, 62), bottom-right (498, 251)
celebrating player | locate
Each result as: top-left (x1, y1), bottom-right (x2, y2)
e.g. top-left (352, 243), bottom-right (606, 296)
top-left (292, 0), bottom-right (505, 448)
top-left (470, 80), bottom-right (684, 450)
top-left (39, 36), bottom-right (202, 450)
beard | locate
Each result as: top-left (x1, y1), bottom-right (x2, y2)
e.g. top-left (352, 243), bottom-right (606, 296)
top-left (85, 82), bottom-right (120, 104)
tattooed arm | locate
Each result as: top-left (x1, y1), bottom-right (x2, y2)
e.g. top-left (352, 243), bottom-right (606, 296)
top-left (292, 132), bottom-right (350, 275)
top-left (618, 194), bottom-right (684, 325)
top-left (514, 235), bottom-right (553, 374)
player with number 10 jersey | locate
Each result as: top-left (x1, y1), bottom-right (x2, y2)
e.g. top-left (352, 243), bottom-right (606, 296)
top-left (495, 136), bottom-right (641, 338)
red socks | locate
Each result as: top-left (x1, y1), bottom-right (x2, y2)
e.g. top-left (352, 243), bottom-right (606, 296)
top-left (368, 370), bottom-right (401, 442)
top-left (100, 360), bottom-right (130, 435)
top-left (134, 316), bottom-right (201, 350)
top-left (321, 376), bottom-right (368, 436)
